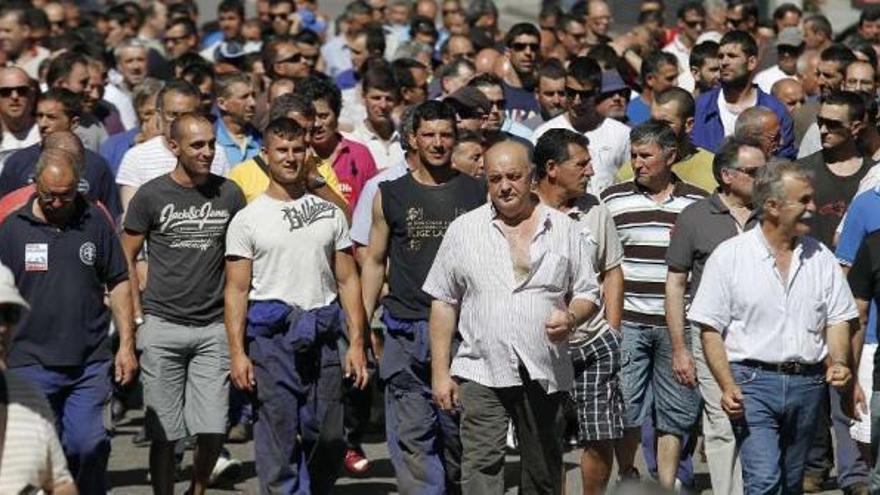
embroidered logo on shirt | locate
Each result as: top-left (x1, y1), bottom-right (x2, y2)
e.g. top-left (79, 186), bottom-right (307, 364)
top-left (281, 198), bottom-right (336, 230)
top-left (79, 242), bottom-right (96, 266)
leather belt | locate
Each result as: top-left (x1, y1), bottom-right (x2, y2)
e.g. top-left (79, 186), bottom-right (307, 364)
top-left (739, 360), bottom-right (824, 375)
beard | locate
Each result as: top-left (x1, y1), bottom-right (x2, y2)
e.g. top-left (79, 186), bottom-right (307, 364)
top-left (721, 71), bottom-right (751, 92)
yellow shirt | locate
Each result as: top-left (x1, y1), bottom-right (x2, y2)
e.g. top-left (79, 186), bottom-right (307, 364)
top-left (615, 147), bottom-right (718, 193)
top-left (228, 155), bottom-right (344, 204)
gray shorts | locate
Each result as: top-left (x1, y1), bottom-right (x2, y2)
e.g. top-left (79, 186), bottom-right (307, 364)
top-left (138, 315), bottom-right (230, 442)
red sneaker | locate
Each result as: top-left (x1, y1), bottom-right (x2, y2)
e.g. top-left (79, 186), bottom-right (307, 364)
top-left (344, 448), bottom-right (372, 475)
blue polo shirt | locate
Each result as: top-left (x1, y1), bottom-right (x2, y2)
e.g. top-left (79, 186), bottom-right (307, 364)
top-left (0, 196), bottom-right (128, 367)
top-left (0, 143), bottom-right (122, 221)
top-left (99, 127), bottom-right (139, 176)
top-left (627, 96), bottom-right (651, 126)
top-left (216, 119), bottom-right (261, 167)
top-left (691, 85), bottom-right (796, 159)
top-left (837, 187), bottom-right (880, 345)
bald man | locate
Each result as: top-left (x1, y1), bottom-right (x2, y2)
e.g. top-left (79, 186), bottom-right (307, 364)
top-left (0, 147), bottom-right (135, 495)
top-left (0, 67), bottom-right (38, 152)
top-left (771, 78), bottom-right (806, 117)
top-left (0, 130), bottom-right (121, 220)
top-left (734, 107), bottom-right (782, 158)
top-left (426, 138), bottom-right (600, 494)
top-left (585, 0), bottom-right (613, 48)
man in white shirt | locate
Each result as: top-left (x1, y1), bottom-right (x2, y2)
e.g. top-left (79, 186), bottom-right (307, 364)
top-left (753, 28), bottom-right (804, 94)
top-left (347, 64), bottom-right (404, 170)
top-left (663, 1), bottom-right (706, 93)
top-left (0, 67), bottom-right (38, 153)
top-left (426, 139), bottom-right (600, 494)
top-left (105, 39), bottom-right (149, 131)
top-left (689, 161), bottom-right (858, 494)
top-left (532, 57), bottom-right (630, 195)
top-left (116, 80), bottom-right (229, 211)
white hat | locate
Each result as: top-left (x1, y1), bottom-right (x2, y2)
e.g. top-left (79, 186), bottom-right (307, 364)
top-left (696, 31), bottom-right (724, 45)
top-left (0, 263), bottom-right (27, 310)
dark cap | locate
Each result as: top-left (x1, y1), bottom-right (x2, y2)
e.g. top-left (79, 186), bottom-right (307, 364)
top-left (446, 86), bottom-right (492, 115)
top-left (599, 69), bottom-right (629, 95)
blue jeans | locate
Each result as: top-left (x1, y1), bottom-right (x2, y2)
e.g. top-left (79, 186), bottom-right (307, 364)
top-left (730, 362), bottom-right (826, 495)
top-left (869, 394), bottom-right (880, 492)
top-left (12, 360), bottom-right (112, 494)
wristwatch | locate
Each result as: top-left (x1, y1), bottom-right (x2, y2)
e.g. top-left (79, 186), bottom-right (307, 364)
top-left (134, 316), bottom-right (145, 327)
top-left (308, 175), bottom-right (327, 191)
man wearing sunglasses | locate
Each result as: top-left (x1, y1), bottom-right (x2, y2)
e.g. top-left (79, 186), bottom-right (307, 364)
top-left (663, 1), bottom-right (706, 94)
top-left (0, 147), bottom-right (137, 495)
top-left (0, 67), bottom-right (38, 153)
top-left (754, 28), bottom-right (804, 94)
top-left (532, 57), bottom-right (631, 195)
top-left (501, 23), bottom-right (542, 123)
top-left (163, 18), bottom-right (200, 62)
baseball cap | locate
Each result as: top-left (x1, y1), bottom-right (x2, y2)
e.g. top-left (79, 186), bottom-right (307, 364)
top-left (446, 87), bottom-right (492, 116)
top-left (776, 27), bottom-right (804, 48)
top-left (0, 263), bottom-right (26, 310)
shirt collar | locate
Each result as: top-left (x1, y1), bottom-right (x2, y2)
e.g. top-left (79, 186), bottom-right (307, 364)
top-left (17, 194), bottom-right (89, 226)
top-left (751, 224), bottom-right (804, 261)
top-left (215, 119), bottom-right (259, 147)
top-left (626, 173), bottom-right (686, 198)
top-left (489, 200), bottom-right (554, 237)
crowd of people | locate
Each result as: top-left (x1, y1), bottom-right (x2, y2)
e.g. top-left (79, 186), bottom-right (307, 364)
top-left (1, 0), bottom-right (880, 494)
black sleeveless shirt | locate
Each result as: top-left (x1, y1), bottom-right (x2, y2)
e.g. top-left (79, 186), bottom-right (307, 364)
top-left (380, 172), bottom-right (486, 320)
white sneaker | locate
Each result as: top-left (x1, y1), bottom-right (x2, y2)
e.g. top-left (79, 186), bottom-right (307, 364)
top-left (209, 452), bottom-right (243, 487)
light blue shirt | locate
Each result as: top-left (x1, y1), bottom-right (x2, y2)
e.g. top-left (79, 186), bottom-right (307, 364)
top-left (501, 118), bottom-right (534, 142)
top-left (216, 119), bottom-right (261, 167)
top-left (321, 35), bottom-right (352, 78)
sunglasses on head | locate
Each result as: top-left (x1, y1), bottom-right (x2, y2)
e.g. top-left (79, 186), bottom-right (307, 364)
top-left (511, 42), bottom-right (539, 52)
top-left (0, 86), bottom-right (30, 98)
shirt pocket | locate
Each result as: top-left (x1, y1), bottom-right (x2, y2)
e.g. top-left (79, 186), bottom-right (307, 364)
top-left (803, 298), bottom-right (828, 335)
top-left (528, 252), bottom-right (569, 291)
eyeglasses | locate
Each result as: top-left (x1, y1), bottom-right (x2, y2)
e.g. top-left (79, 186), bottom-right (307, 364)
top-left (36, 188), bottom-right (77, 204)
top-left (733, 166), bottom-right (761, 178)
top-left (269, 13), bottom-right (290, 20)
top-left (276, 53), bottom-right (316, 64)
top-left (511, 42), bottom-right (539, 52)
top-left (0, 86), bottom-right (30, 98)
top-left (163, 33), bottom-right (190, 45)
top-left (817, 116), bottom-right (847, 131)
top-left (565, 86), bottom-right (597, 101)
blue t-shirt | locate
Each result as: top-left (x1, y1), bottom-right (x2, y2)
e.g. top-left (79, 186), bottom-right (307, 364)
top-left (627, 96), bottom-right (651, 126)
top-left (99, 127), bottom-right (138, 176)
top-left (836, 187), bottom-right (880, 345)
top-left (0, 197), bottom-right (128, 367)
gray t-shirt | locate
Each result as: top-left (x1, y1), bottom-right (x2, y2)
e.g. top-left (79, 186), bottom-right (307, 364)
top-left (124, 173), bottom-right (246, 325)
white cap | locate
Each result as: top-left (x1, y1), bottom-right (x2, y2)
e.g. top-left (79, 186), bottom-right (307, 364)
top-left (0, 263), bottom-right (27, 310)
top-left (696, 31), bottom-right (724, 45)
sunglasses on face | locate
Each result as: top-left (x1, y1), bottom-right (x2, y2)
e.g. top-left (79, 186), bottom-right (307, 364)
top-left (277, 53), bottom-right (314, 64)
top-left (0, 86), bottom-right (30, 98)
top-left (733, 166), bottom-right (761, 178)
top-left (817, 116), bottom-right (847, 131)
top-left (36, 188), bottom-right (77, 203)
top-left (487, 98), bottom-right (506, 110)
top-left (683, 19), bottom-right (704, 28)
top-left (726, 17), bottom-right (747, 28)
top-left (269, 13), bottom-right (290, 20)
top-left (599, 88), bottom-right (631, 101)
top-left (566, 86), bottom-right (597, 101)
top-left (164, 34), bottom-right (190, 44)
top-left (511, 42), bottom-right (539, 52)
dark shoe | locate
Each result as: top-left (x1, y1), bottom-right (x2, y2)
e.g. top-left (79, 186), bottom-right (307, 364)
top-left (343, 448), bottom-right (372, 475)
top-left (227, 422), bottom-right (253, 443)
top-left (619, 467), bottom-right (640, 482)
top-left (843, 482), bottom-right (870, 495)
top-left (803, 474), bottom-right (826, 493)
top-left (131, 426), bottom-right (149, 447)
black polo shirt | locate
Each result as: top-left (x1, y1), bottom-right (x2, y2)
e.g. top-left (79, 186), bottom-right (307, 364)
top-left (667, 191), bottom-right (759, 296)
top-left (0, 195), bottom-right (128, 368)
top-left (849, 230), bottom-right (880, 390)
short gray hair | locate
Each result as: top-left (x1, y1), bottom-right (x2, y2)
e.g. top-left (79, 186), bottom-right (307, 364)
top-left (393, 41), bottom-right (434, 62)
top-left (132, 78), bottom-right (164, 111)
top-left (399, 104), bottom-right (419, 152)
top-left (113, 38), bottom-right (148, 62)
top-left (630, 120), bottom-right (678, 158)
top-left (752, 160), bottom-right (813, 217)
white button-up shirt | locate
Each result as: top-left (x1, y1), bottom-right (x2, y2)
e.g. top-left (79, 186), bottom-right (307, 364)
top-left (423, 203), bottom-right (601, 393)
top-left (688, 227), bottom-right (858, 364)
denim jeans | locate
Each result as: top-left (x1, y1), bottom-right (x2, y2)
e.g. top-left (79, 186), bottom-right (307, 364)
top-left (869, 394), bottom-right (880, 492)
top-left (730, 362), bottom-right (826, 495)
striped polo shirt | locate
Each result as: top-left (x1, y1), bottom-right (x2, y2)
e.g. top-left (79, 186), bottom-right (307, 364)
top-left (600, 177), bottom-right (708, 326)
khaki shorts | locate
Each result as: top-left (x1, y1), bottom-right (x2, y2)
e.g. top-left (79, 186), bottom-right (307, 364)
top-left (138, 315), bottom-right (230, 442)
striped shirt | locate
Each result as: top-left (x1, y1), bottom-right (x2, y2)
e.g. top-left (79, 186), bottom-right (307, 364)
top-left (600, 178), bottom-right (707, 326)
top-left (0, 372), bottom-right (73, 493)
top-left (423, 203), bottom-right (601, 393)
top-left (116, 135), bottom-right (230, 188)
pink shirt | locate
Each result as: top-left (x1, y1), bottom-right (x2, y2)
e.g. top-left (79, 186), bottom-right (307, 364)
top-left (324, 135), bottom-right (379, 207)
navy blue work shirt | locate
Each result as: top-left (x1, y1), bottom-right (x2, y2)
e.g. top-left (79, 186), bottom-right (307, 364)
top-left (0, 195), bottom-right (128, 368)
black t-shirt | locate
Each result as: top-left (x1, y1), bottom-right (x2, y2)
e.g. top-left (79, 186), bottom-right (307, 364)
top-left (0, 196), bottom-right (128, 367)
top-left (123, 174), bottom-right (245, 326)
top-left (797, 151), bottom-right (871, 248)
top-left (380, 172), bottom-right (486, 320)
top-left (847, 230), bottom-right (880, 390)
